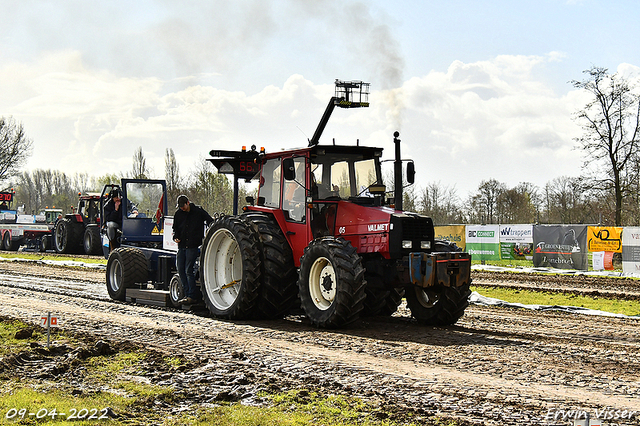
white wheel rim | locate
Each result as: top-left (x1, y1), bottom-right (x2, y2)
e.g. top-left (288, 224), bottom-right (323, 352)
top-left (308, 256), bottom-right (336, 310)
top-left (109, 258), bottom-right (123, 292)
top-left (170, 276), bottom-right (183, 303)
top-left (202, 228), bottom-right (242, 310)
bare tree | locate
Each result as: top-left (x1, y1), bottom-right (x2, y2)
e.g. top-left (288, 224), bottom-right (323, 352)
top-left (467, 179), bottom-right (506, 224)
top-left (418, 181), bottom-right (463, 224)
top-left (497, 182), bottom-right (538, 224)
top-left (131, 146), bottom-right (149, 179)
top-left (165, 148), bottom-right (182, 205)
top-left (188, 157), bottom-right (233, 214)
top-left (572, 66), bottom-right (640, 225)
top-left (0, 117), bottom-right (33, 184)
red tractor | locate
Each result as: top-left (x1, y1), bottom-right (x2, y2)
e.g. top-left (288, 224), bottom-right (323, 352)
top-left (54, 193), bottom-right (103, 255)
top-left (201, 80), bottom-right (472, 328)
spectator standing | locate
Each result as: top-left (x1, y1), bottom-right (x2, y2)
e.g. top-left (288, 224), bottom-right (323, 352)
top-left (172, 195), bottom-right (214, 305)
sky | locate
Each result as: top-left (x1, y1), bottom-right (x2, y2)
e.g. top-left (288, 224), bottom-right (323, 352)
top-left (2, 0), bottom-right (640, 199)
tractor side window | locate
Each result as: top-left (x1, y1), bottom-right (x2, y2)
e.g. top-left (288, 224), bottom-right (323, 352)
top-left (354, 159), bottom-right (377, 197)
top-left (260, 158), bottom-right (281, 208)
top-left (311, 164), bottom-right (325, 199)
top-left (282, 157), bottom-right (306, 222)
top-left (330, 161), bottom-right (350, 198)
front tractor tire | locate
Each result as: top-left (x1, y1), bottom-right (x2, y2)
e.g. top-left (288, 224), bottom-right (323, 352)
top-left (106, 247), bottom-right (148, 301)
top-left (405, 240), bottom-right (471, 326)
top-left (54, 218), bottom-right (83, 254)
top-left (298, 238), bottom-right (366, 328)
top-left (200, 216), bottom-right (261, 320)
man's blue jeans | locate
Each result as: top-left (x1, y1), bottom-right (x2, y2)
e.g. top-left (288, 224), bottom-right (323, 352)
top-left (176, 247), bottom-right (200, 300)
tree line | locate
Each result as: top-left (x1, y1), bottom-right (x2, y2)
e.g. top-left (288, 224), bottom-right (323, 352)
top-left (6, 148), bottom-right (249, 218)
top-left (2, 66), bottom-right (640, 225)
top-left (401, 175), bottom-right (625, 225)
top-left (5, 156), bottom-right (621, 226)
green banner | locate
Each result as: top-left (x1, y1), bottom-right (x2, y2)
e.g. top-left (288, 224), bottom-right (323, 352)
top-left (500, 243), bottom-right (515, 260)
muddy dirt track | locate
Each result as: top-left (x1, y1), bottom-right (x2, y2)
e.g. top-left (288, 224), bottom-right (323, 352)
top-left (0, 258), bottom-right (639, 425)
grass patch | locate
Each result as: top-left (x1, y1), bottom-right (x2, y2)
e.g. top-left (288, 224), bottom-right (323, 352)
top-left (0, 252), bottom-right (107, 265)
top-left (167, 390), bottom-right (456, 426)
top-left (0, 318), bottom-right (71, 357)
top-left (0, 319), bottom-right (460, 426)
top-left (472, 285), bottom-right (640, 316)
top-left (0, 386), bottom-right (125, 425)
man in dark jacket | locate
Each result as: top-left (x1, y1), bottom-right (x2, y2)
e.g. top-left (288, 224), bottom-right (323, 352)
top-left (172, 195), bottom-right (214, 305)
top-left (103, 188), bottom-right (123, 252)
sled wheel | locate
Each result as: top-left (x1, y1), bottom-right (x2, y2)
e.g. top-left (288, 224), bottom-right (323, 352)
top-left (169, 273), bottom-right (184, 308)
top-left (106, 247), bottom-right (148, 301)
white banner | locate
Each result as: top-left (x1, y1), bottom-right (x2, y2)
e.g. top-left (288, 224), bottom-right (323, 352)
top-left (499, 224), bottom-right (533, 243)
top-left (622, 226), bottom-right (640, 275)
top-left (592, 251), bottom-right (604, 271)
top-left (162, 216), bottom-right (178, 252)
top-left (466, 225), bottom-right (500, 243)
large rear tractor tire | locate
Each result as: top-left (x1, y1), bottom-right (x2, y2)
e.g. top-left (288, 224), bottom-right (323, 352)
top-left (405, 240), bottom-right (471, 326)
top-left (83, 225), bottom-right (102, 255)
top-left (298, 237), bottom-right (366, 328)
top-left (200, 216), bottom-right (261, 320)
top-left (106, 247), bottom-right (148, 301)
top-left (54, 218), bottom-right (83, 254)
top-left (243, 212), bottom-right (298, 319)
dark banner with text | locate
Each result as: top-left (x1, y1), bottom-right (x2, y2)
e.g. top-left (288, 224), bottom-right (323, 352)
top-left (533, 225), bottom-right (588, 270)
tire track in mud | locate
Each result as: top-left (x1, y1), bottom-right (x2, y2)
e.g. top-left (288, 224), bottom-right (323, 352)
top-left (0, 270), bottom-right (639, 425)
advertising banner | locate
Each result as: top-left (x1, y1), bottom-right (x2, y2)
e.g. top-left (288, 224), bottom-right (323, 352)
top-left (592, 251), bottom-right (614, 271)
top-left (466, 225), bottom-right (500, 261)
top-left (499, 224), bottom-right (533, 260)
top-left (434, 225), bottom-right (466, 250)
top-left (622, 226), bottom-right (640, 274)
top-left (587, 226), bottom-right (623, 253)
top-left (533, 225), bottom-right (588, 270)
top-left (499, 225), bottom-right (533, 243)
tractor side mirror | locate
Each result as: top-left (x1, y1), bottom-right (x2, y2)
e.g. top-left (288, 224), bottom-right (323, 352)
top-left (406, 161), bottom-right (415, 184)
top-left (245, 196), bottom-right (255, 205)
top-left (282, 158), bottom-right (296, 181)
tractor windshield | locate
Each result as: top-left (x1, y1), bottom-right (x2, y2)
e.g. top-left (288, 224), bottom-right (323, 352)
top-left (311, 153), bottom-right (381, 200)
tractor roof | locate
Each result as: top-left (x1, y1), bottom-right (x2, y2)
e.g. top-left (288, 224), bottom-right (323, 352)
top-left (207, 144), bottom-right (384, 180)
top-left (264, 144), bottom-right (384, 160)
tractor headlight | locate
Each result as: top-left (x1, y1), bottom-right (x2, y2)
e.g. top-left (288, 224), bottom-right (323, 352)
top-left (402, 240), bottom-right (412, 249)
top-left (421, 241), bottom-right (431, 249)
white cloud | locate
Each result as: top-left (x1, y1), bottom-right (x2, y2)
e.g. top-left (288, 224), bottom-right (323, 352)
top-left (0, 50), bottom-right (590, 197)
